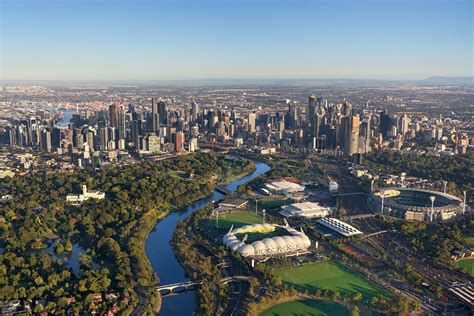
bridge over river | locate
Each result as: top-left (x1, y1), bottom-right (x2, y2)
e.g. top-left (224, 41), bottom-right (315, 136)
top-left (157, 276), bottom-right (252, 296)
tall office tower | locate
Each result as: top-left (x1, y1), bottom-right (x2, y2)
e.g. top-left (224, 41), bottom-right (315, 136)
top-left (295, 129), bottom-right (305, 145)
top-left (73, 128), bottom-right (83, 148)
top-left (7, 127), bottom-right (16, 146)
top-left (312, 104), bottom-right (326, 149)
top-left (326, 125), bottom-right (337, 149)
top-left (248, 112), bottom-right (256, 133)
top-left (175, 131), bottom-right (185, 152)
top-left (40, 129), bottom-right (52, 152)
top-left (189, 138), bottom-right (198, 152)
top-left (342, 101), bottom-right (352, 117)
top-left (400, 114), bottom-right (410, 136)
top-left (359, 120), bottom-right (371, 153)
top-left (229, 124), bottom-right (236, 137)
top-left (109, 102), bottom-right (119, 128)
top-left (287, 103), bottom-right (299, 129)
top-left (108, 127), bottom-right (116, 143)
top-left (158, 101), bottom-right (167, 125)
top-left (99, 127), bottom-right (109, 151)
top-left (307, 95), bottom-right (316, 124)
top-left (217, 121), bottom-right (226, 136)
top-left (86, 131), bottom-right (94, 152)
top-left (379, 110), bottom-right (391, 140)
top-left (131, 120), bottom-right (141, 150)
top-left (64, 128), bottom-right (74, 145)
top-left (345, 115), bottom-right (360, 156)
top-left (117, 105), bottom-right (126, 140)
top-left (191, 98), bottom-right (200, 122)
top-left (151, 97), bottom-right (159, 132)
top-left (147, 134), bottom-right (161, 153)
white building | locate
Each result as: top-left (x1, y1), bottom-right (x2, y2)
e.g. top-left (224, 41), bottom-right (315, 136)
top-left (66, 185), bottom-right (105, 204)
top-left (280, 202), bottom-right (332, 218)
top-left (223, 223), bottom-right (311, 258)
top-left (316, 218), bottom-right (363, 237)
top-left (264, 179), bottom-right (305, 196)
top-left (329, 181), bottom-right (339, 195)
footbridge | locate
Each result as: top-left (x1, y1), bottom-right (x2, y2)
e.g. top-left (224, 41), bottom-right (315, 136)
top-left (336, 192), bottom-right (367, 197)
top-left (344, 214), bottom-right (376, 220)
top-left (157, 280), bottom-right (202, 295)
top-left (362, 230), bottom-right (396, 239)
top-left (157, 276), bottom-right (251, 296)
top-left (215, 184), bottom-right (232, 195)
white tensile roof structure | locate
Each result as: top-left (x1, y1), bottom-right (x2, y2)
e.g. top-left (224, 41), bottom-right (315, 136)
top-left (222, 222), bottom-right (311, 258)
top-left (316, 217), bottom-right (363, 237)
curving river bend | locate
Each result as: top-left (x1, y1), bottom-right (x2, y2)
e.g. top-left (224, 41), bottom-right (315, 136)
top-left (145, 160), bottom-right (271, 315)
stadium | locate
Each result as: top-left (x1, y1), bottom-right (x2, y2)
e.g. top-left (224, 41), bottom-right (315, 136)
top-left (368, 188), bottom-right (463, 221)
top-left (223, 223), bottom-right (311, 258)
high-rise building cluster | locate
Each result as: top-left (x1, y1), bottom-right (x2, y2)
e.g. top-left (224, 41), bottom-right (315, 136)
top-left (0, 93), bottom-right (471, 168)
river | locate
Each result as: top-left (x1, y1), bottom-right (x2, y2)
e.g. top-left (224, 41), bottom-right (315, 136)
top-left (145, 160), bottom-right (271, 315)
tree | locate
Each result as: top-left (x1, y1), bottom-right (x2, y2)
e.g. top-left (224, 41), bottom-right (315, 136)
top-left (351, 306), bottom-right (360, 316)
top-left (352, 292), bottom-right (363, 302)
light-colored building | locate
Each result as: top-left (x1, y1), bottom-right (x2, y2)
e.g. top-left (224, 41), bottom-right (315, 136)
top-left (316, 217), bottom-right (363, 237)
top-left (223, 223), bottom-right (311, 258)
top-left (264, 179), bottom-right (305, 196)
top-left (280, 202), bottom-right (332, 218)
top-left (66, 185), bottom-right (105, 204)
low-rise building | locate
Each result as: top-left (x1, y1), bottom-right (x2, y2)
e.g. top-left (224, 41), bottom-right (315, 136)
top-left (66, 185), bottom-right (105, 204)
top-left (280, 202), bottom-right (332, 218)
top-left (264, 178), bottom-right (305, 196)
top-left (316, 217), bottom-right (363, 237)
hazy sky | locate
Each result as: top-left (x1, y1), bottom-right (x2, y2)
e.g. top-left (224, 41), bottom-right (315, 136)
top-left (1, 0), bottom-right (473, 80)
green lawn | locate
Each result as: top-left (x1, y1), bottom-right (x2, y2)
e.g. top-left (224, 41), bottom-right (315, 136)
top-left (203, 211), bottom-right (264, 234)
top-left (273, 261), bottom-right (388, 302)
top-left (464, 234), bottom-right (474, 248)
top-left (237, 227), bottom-right (288, 243)
top-left (258, 197), bottom-right (288, 210)
top-left (169, 170), bottom-right (188, 179)
top-left (456, 258), bottom-right (474, 277)
top-left (261, 299), bottom-right (348, 316)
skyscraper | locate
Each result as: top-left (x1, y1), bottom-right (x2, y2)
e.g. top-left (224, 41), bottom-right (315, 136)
top-left (248, 112), bottom-right (256, 133)
top-left (109, 102), bottom-right (119, 128)
top-left (175, 131), bottom-right (184, 152)
top-left (40, 129), bottom-right (52, 152)
top-left (307, 95), bottom-right (316, 124)
top-left (117, 105), bottom-right (126, 141)
top-left (151, 97), bottom-right (159, 133)
top-left (158, 101), bottom-right (167, 125)
top-left (191, 98), bottom-right (200, 122)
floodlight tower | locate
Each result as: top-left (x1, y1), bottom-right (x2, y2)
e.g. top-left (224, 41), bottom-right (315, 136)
top-left (380, 191), bottom-right (386, 215)
top-left (463, 191), bottom-right (467, 214)
top-left (429, 196), bottom-right (436, 222)
top-left (442, 180), bottom-right (448, 194)
top-left (213, 200), bottom-right (218, 228)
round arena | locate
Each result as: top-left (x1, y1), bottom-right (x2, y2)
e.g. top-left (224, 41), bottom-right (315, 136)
top-left (368, 188), bottom-right (463, 221)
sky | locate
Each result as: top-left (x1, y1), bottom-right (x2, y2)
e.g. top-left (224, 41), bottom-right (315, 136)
top-left (0, 0), bottom-right (473, 81)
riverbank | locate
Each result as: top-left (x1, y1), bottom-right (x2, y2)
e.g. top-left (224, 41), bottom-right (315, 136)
top-left (152, 160), bottom-right (270, 315)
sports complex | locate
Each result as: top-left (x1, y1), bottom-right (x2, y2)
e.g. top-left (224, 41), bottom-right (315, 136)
top-left (368, 188), bottom-right (464, 221)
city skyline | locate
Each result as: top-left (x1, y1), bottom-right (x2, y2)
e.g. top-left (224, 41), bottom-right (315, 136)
top-left (1, 0), bottom-right (473, 81)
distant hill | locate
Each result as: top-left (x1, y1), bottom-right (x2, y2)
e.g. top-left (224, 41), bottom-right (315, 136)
top-left (423, 76), bottom-right (474, 85)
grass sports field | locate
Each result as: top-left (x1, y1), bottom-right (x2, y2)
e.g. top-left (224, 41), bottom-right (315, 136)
top-left (465, 234), bottom-right (474, 248)
top-left (261, 299), bottom-right (348, 316)
top-left (202, 211), bottom-right (265, 237)
top-left (456, 258), bottom-right (474, 277)
top-left (273, 261), bottom-right (388, 301)
top-left (208, 211), bottom-right (263, 229)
